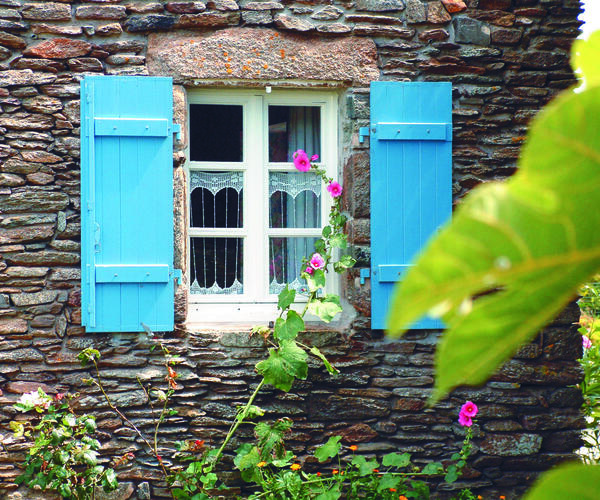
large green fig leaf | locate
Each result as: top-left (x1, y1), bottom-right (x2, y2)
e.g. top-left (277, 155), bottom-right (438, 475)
top-left (525, 463), bottom-right (600, 500)
top-left (573, 31), bottom-right (600, 88)
top-left (387, 51), bottom-right (600, 401)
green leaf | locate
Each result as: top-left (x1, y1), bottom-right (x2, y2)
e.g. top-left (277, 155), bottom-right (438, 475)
top-left (234, 444), bottom-right (260, 471)
top-left (278, 285), bottom-right (296, 311)
top-left (63, 414), bottom-right (76, 428)
top-left (525, 463), bottom-right (600, 500)
top-left (309, 346), bottom-right (339, 375)
top-left (308, 295), bottom-right (343, 323)
top-left (573, 30), bottom-right (600, 87)
top-left (382, 452), bottom-right (411, 468)
top-left (314, 436), bottom-right (341, 462)
top-left (255, 418), bottom-right (293, 459)
top-left (315, 485), bottom-right (341, 500)
top-left (421, 462), bottom-right (443, 475)
top-left (337, 255), bottom-right (356, 269)
top-left (377, 474), bottom-right (401, 492)
top-left (274, 311), bottom-right (305, 342)
top-left (306, 269), bottom-right (326, 292)
top-left (330, 234), bottom-right (347, 249)
top-left (387, 83), bottom-right (600, 401)
top-left (444, 465), bottom-right (458, 483)
top-left (322, 225), bottom-right (332, 238)
top-left (256, 341), bottom-right (308, 392)
top-left (351, 455), bottom-right (379, 476)
top-left (59, 483), bottom-right (72, 498)
top-left (78, 348), bottom-right (100, 367)
top-left (102, 468), bottom-right (118, 492)
top-left (314, 239), bottom-right (326, 254)
top-left (81, 449), bottom-right (98, 466)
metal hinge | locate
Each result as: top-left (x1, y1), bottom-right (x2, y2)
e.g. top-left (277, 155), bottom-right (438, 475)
top-left (172, 123), bottom-right (181, 141)
top-left (171, 268), bottom-right (183, 285)
top-left (359, 126), bottom-right (370, 144)
top-left (359, 268), bottom-right (371, 285)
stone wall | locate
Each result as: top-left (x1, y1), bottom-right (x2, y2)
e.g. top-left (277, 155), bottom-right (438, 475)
top-left (0, 0), bottom-right (586, 499)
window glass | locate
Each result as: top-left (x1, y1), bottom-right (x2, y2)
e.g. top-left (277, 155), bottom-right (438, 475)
top-left (190, 104), bottom-right (243, 162)
top-left (268, 106), bottom-right (321, 162)
top-left (269, 172), bottom-right (320, 229)
top-left (190, 171), bottom-right (243, 228)
top-left (190, 237), bottom-right (243, 295)
top-left (269, 237), bottom-right (318, 294)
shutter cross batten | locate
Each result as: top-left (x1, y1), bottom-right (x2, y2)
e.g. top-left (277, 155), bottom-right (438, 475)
top-left (81, 76), bottom-right (179, 333)
top-left (369, 81), bottom-right (452, 330)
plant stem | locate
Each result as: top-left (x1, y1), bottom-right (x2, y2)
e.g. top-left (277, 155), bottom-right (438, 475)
top-left (207, 379), bottom-right (266, 472)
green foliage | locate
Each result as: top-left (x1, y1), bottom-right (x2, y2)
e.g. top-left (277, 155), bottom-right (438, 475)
top-left (387, 32), bottom-right (600, 402)
top-left (308, 295), bottom-right (343, 323)
top-left (11, 390), bottom-right (119, 499)
top-left (314, 436), bottom-right (341, 462)
top-left (525, 463), bottom-right (600, 500)
top-left (573, 31), bottom-right (600, 87)
top-left (256, 340), bottom-right (308, 391)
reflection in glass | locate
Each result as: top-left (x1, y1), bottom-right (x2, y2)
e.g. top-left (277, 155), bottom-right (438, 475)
top-left (269, 105), bottom-right (321, 162)
top-left (269, 237), bottom-right (318, 294)
top-left (190, 237), bottom-right (243, 295)
top-left (190, 104), bottom-right (243, 162)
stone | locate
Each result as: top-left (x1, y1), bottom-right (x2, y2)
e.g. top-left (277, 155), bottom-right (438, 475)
top-left (165, 2), bottom-right (207, 14)
top-left (453, 17), bottom-right (491, 45)
top-left (480, 433), bottom-right (542, 456)
top-left (0, 69), bottom-right (56, 86)
top-left (127, 3), bottom-right (164, 14)
top-left (310, 6), bottom-right (343, 21)
top-left (207, 0), bottom-right (239, 9)
top-left (125, 15), bottom-right (177, 32)
top-left (479, 0), bottom-right (511, 9)
top-left (4, 381), bottom-right (55, 394)
top-left (274, 14), bottom-right (314, 32)
top-left (491, 27), bottom-right (522, 45)
top-left (441, 0), bottom-right (467, 13)
top-left (68, 57), bottom-right (104, 72)
top-left (0, 191), bottom-right (68, 213)
top-left (243, 2), bottom-right (283, 10)
top-left (100, 40), bottom-right (146, 54)
top-left (24, 39), bottom-right (92, 59)
top-left (0, 214), bottom-right (56, 228)
top-left (0, 224), bottom-right (54, 244)
top-left (96, 23), bottom-right (123, 36)
top-left (405, 0), bottom-right (427, 23)
top-left (31, 24), bottom-right (83, 36)
top-left (26, 172), bottom-right (55, 185)
top-left (5, 251), bottom-right (80, 266)
top-left (0, 173), bottom-right (24, 186)
top-left (0, 44), bottom-right (9, 60)
top-left (21, 150), bottom-right (62, 163)
top-left (355, 0), bottom-right (405, 11)
top-left (241, 10), bottom-right (272, 25)
top-left (0, 112), bottom-right (54, 130)
top-left (317, 23), bottom-right (351, 33)
top-left (308, 396), bottom-right (390, 419)
top-left (0, 30), bottom-right (25, 49)
top-left (520, 51), bottom-right (568, 70)
top-left (75, 5), bottom-right (127, 20)
top-left (21, 96), bottom-right (62, 114)
top-left (0, 19), bottom-right (28, 30)
top-left (353, 25), bottom-right (415, 37)
top-left (10, 58), bottom-right (65, 73)
top-left (106, 55), bottom-right (145, 66)
top-left (338, 423), bottom-right (379, 443)
top-left (427, 2), bottom-right (451, 24)
top-left (3, 266), bottom-right (48, 277)
top-left (419, 28), bottom-right (449, 41)
top-left (21, 3), bottom-right (72, 21)
top-left (147, 28), bottom-right (379, 85)
top-left (40, 84), bottom-right (80, 98)
top-left (0, 318), bottom-right (28, 333)
top-left (137, 482), bottom-right (151, 500)
top-left (0, 7), bottom-right (21, 19)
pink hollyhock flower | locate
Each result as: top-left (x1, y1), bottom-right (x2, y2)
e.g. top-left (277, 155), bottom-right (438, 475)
top-left (327, 181), bottom-right (343, 198)
top-left (305, 266), bottom-right (313, 275)
top-left (311, 154), bottom-right (319, 162)
top-left (55, 393), bottom-right (65, 401)
top-left (309, 253), bottom-right (325, 270)
top-left (293, 150), bottom-right (311, 172)
top-left (460, 401), bottom-right (478, 418)
top-left (458, 413), bottom-right (472, 427)
top-left (583, 335), bottom-right (592, 350)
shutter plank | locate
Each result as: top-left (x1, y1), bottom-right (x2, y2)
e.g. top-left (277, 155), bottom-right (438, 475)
top-left (370, 82), bottom-right (452, 330)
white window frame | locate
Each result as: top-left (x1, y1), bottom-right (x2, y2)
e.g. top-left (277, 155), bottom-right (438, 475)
top-left (186, 88), bottom-right (340, 323)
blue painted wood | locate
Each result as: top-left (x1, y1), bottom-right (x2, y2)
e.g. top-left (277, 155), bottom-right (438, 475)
top-left (370, 81), bottom-right (452, 330)
top-left (95, 117), bottom-right (169, 137)
top-left (95, 265), bottom-right (170, 283)
top-left (81, 76), bottom-right (175, 332)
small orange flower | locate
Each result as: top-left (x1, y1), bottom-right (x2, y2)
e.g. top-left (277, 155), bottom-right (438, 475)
top-left (499, 497), bottom-right (505, 500)
top-left (373, 469), bottom-right (379, 473)
top-left (167, 366), bottom-right (177, 378)
top-left (332, 469), bottom-right (338, 475)
top-left (477, 496), bottom-right (483, 500)
top-left (341, 471), bottom-right (345, 475)
top-left (316, 472), bottom-right (321, 476)
top-left (390, 488), bottom-right (397, 493)
top-left (399, 496), bottom-right (408, 500)
top-left (349, 445), bottom-right (358, 451)
top-left (290, 463), bottom-right (301, 471)
top-left (257, 461), bottom-right (267, 468)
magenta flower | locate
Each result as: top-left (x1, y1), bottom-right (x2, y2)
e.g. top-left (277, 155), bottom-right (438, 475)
top-left (305, 266), bottom-right (313, 275)
top-left (293, 150), bottom-right (311, 172)
top-left (311, 154), bottom-right (319, 162)
top-left (327, 181), bottom-right (343, 198)
top-left (309, 253), bottom-right (325, 270)
top-left (458, 413), bottom-right (473, 427)
top-left (460, 401), bottom-right (478, 418)
top-left (583, 335), bottom-right (592, 350)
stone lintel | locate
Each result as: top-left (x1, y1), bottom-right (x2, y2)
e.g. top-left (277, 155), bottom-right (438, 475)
top-left (147, 28), bottom-right (379, 86)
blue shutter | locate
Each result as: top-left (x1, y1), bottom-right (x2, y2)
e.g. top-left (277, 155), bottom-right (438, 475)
top-left (81, 76), bottom-right (178, 332)
top-left (369, 81), bottom-right (452, 330)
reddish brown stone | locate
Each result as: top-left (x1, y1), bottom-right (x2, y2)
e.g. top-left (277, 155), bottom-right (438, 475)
top-left (0, 318), bottom-right (28, 333)
top-left (427, 2), bottom-right (451, 24)
top-left (176, 11), bottom-right (240, 27)
top-left (491, 27), bottom-right (523, 45)
top-left (479, 0), bottom-right (512, 9)
top-left (338, 423), bottom-right (379, 443)
top-left (21, 150), bottom-right (62, 163)
top-left (441, 0), bottom-right (467, 14)
top-left (0, 224), bottom-right (54, 244)
top-left (26, 172), bottom-right (54, 185)
top-left (147, 28), bottom-right (379, 85)
top-left (24, 38), bottom-right (92, 59)
top-left (472, 10), bottom-right (516, 26)
top-left (166, 2), bottom-right (207, 14)
top-left (31, 24), bottom-right (83, 36)
top-left (21, 3), bottom-right (72, 21)
top-left (274, 14), bottom-right (313, 31)
top-left (393, 398), bottom-right (426, 411)
top-left (0, 31), bottom-right (26, 49)
top-left (4, 381), bottom-right (56, 394)
top-left (418, 28), bottom-right (449, 41)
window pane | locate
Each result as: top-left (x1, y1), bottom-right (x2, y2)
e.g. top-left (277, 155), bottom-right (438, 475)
top-left (269, 172), bottom-right (321, 228)
top-left (269, 105), bottom-right (321, 162)
top-left (190, 237), bottom-right (243, 294)
top-left (190, 171), bottom-right (243, 228)
top-left (190, 104), bottom-right (243, 162)
top-left (269, 237), bottom-right (318, 294)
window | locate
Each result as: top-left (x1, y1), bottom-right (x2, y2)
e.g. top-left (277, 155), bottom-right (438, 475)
top-left (186, 89), bottom-right (339, 322)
